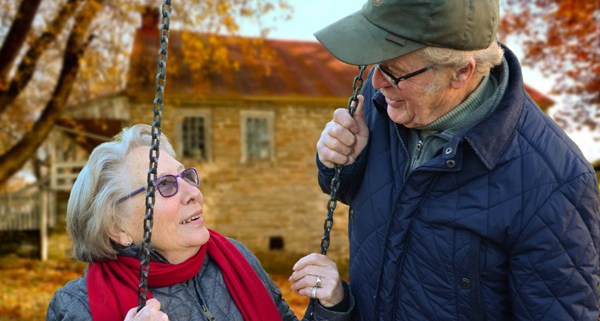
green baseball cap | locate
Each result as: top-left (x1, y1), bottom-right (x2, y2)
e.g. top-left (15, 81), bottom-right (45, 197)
top-left (314, 0), bottom-right (499, 65)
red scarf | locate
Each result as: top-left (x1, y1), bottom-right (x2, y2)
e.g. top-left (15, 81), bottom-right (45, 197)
top-left (87, 229), bottom-right (282, 321)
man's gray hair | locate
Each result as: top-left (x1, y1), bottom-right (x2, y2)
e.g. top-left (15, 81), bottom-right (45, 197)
top-left (417, 41), bottom-right (504, 77)
top-left (67, 124), bottom-right (176, 262)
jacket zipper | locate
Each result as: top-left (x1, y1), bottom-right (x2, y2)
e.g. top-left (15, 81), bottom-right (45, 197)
top-left (394, 123), bottom-right (409, 183)
top-left (193, 278), bottom-right (217, 321)
top-left (200, 302), bottom-right (217, 321)
top-left (416, 140), bottom-right (423, 160)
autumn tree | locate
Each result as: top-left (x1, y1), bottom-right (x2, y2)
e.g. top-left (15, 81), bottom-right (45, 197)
top-left (499, 0), bottom-right (599, 147)
top-left (0, 0), bottom-right (290, 187)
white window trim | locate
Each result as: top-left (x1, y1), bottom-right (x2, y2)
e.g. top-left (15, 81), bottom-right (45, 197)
top-left (240, 110), bottom-right (275, 163)
top-left (174, 109), bottom-right (213, 162)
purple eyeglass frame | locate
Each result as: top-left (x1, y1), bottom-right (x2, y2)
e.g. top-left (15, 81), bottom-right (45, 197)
top-left (116, 168), bottom-right (199, 204)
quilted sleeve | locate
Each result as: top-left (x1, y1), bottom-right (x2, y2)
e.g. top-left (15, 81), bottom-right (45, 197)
top-left (316, 149), bottom-right (368, 205)
top-left (509, 173), bottom-right (600, 320)
top-left (46, 278), bottom-right (91, 321)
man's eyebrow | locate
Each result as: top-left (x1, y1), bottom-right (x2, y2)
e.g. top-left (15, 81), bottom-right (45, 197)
top-left (384, 64), bottom-right (408, 75)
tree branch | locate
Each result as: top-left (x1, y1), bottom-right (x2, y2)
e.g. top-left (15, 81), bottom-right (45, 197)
top-left (0, 0), bottom-right (83, 115)
top-left (0, 0), bottom-right (42, 85)
top-left (0, 0), bottom-right (105, 186)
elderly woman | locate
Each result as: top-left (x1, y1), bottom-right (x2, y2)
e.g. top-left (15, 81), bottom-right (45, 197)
top-left (47, 124), bottom-right (353, 321)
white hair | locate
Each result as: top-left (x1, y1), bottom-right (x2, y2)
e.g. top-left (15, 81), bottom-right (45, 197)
top-left (67, 124), bottom-right (175, 262)
top-left (417, 41), bottom-right (505, 77)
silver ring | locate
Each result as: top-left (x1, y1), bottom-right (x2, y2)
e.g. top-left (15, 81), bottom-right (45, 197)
top-left (311, 286), bottom-right (318, 299)
top-left (316, 275), bottom-right (322, 287)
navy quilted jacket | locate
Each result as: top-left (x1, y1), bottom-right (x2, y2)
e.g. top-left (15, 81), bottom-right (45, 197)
top-left (317, 46), bottom-right (600, 321)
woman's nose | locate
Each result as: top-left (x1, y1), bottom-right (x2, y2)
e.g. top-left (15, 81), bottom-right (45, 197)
top-left (180, 180), bottom-right (203, 204)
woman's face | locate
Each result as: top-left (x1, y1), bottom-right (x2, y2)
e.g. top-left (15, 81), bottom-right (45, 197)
top-left (121, 146), bottom-right (209, 264)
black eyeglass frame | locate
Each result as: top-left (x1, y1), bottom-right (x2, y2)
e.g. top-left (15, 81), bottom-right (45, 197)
top-left (116, 167), bottom-right (200, 204)
top-left (375, 64), bottom-right (434, 88)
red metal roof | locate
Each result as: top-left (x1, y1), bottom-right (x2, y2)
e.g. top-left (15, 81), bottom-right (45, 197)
top-left (523, 83), bottom-right (554, 111)
top-left (127, 29), bottom-right (363, 100)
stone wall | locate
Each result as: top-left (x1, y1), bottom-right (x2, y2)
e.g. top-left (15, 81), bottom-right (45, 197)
top-left (130, 98), bottom-right (350, 273)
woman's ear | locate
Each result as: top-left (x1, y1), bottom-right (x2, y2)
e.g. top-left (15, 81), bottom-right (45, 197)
top-left (451, 58), bottom-right (476, 89)
top-left (109, 230), bottom-right (133, 247)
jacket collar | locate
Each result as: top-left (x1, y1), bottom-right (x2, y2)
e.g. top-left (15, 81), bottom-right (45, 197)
top-left (463, 44), bottom-right (525, 170)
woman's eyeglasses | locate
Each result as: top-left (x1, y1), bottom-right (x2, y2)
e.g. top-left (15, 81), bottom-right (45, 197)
top-left (375, 64), bottom-right (433, 89)
top-left (117, 168), bottom-right (200, 204)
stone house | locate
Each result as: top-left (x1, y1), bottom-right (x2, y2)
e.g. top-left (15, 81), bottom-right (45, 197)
top-left (55, 9), bottom-right (363, 270)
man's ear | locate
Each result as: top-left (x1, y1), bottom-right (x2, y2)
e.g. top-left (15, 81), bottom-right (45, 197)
top-left (451, 58), bottom-right (476, 89)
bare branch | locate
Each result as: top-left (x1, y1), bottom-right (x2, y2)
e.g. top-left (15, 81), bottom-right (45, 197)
top-left (0, 0), bottom-right (83, 115)
top-left (0, 0), bottom-right (105, 186)
top-left (0, 0), bottom-right (42, 85)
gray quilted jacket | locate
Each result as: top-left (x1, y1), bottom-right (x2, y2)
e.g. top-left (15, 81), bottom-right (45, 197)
top-left (46, 238), bottom-right (354, 320)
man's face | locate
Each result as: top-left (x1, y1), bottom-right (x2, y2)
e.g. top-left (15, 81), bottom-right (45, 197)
top-left (371, 53), bottom-right (453, 128)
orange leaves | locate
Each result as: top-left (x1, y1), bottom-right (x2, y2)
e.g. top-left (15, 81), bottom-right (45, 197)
top-left (240, 8), bottom-right (254, 17)
top-left (0, 256), bottom-right (86, 320)
top-left (500, 0), bottom-right (600, 131)
top-left (216, 1), bottom-right (232, 15)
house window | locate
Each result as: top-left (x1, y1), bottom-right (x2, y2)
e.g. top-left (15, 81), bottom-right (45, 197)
top-left (182, 117), bottom-right (206, 159)
top-left (175, 110), bottom-right (212, 162)
top-left (247, 117), bottom-right (270, 158)
top-left (241, 111), bottom-right (274, 162)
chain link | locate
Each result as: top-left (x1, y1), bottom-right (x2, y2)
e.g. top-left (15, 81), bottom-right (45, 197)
top-left (309, 65), bottom-right (366, 320)
top-left (319, 65), bottom-right (366, 256)
top-left (137, 0), bottom-right (172, 312)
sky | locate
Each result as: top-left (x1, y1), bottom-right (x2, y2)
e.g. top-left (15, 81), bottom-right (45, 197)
top-left (238, 0), bottom-right (599, 163)
top-left (241, 0), bottom-right (554, 92)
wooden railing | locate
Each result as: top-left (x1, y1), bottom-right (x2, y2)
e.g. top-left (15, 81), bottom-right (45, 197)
top-left (0, 180), bottom-right (56, 260)
top-left (51, 161), bottom-right (86, 191)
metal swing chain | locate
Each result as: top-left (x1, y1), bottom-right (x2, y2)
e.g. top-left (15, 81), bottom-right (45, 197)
top-left (137, 0), bottom-right (172, 312)
top-left (309, 64), bottom-right (366, 319)
top-left (319, 65), bottom-right (366, 256)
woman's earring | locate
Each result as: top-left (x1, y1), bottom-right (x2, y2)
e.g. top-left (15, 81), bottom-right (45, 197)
top-left (126, 241), bottom-right (132, 247)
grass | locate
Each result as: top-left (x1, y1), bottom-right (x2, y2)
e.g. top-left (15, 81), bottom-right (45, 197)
top-left (0, 231), bottom-right (309, 320)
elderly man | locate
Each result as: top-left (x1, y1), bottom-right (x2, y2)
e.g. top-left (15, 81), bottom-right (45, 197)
top-left (314, 0), bottom-right (600, 320)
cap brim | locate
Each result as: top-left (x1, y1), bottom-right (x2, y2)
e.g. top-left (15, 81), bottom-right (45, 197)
top-left (314, 11), bottom-right (426, 66)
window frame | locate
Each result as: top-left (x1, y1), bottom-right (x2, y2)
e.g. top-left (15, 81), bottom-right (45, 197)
top-left (174, 109), bottom-right (213, 162)
top-left (240, 110), bottom-right (275, 163)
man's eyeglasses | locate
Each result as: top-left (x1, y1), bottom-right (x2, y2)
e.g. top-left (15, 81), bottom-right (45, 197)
top-left (375, 64), bottom-right (433, 89)
top-left (117, 168), bottom-right (200, 204)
